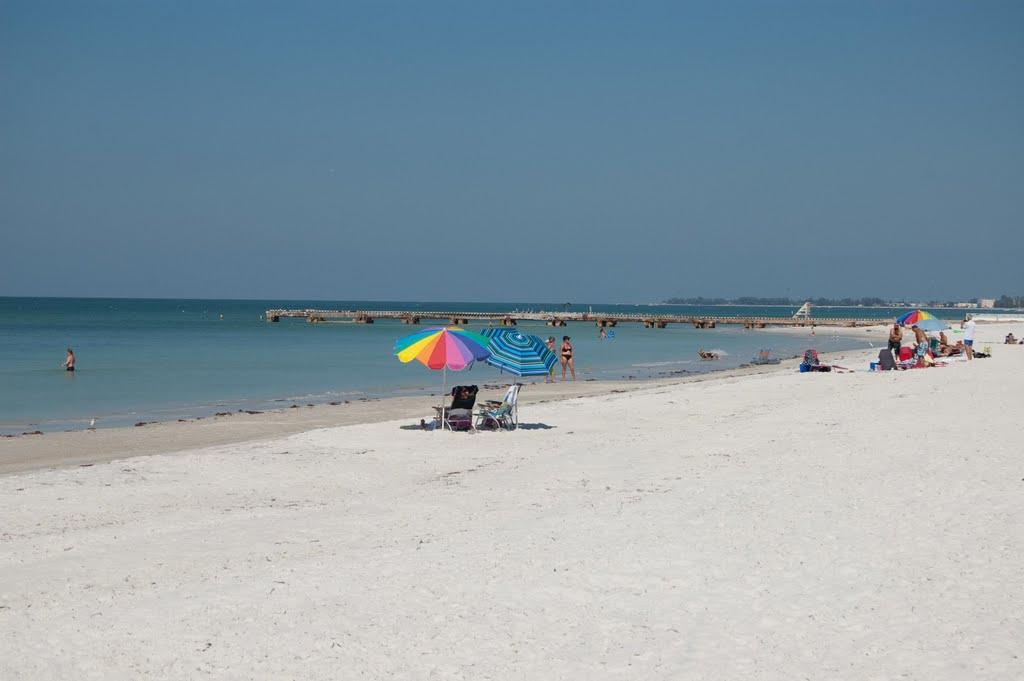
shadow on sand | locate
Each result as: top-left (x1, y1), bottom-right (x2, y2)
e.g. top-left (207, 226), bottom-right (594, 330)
top-left (513, 422), bottom-right (556, 431)
top-left (398, 422), bottom-right (556, 432)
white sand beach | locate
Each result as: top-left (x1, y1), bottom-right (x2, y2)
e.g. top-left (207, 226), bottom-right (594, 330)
top-left (1, 323), bottom-right (1022, 679)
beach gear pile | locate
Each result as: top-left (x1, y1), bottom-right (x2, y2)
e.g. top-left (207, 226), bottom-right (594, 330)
top-left (395, 326), bottom-right (556, 432)
top-left (867, 311), bottom-right (997, 371)
top-left (799, 349), bottom-right (831, 372)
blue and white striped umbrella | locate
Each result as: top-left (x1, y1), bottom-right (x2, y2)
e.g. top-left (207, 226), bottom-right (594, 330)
top-left (479, 328), bottom-right (558, 377)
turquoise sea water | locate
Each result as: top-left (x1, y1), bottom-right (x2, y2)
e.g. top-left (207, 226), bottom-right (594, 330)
top-left (0, 297), bottom-right (963, 434)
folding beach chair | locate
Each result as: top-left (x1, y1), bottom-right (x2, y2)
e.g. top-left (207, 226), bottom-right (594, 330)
top-left (475, 384), bottom-right (521, 431)
top-left (434, 385), bottom-right (478, 431)
top-left (443, 408), bottom-right (475, 431)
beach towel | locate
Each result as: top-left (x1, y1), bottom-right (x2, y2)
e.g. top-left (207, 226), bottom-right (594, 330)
top-left (449, 385), bottom-right (478, 411)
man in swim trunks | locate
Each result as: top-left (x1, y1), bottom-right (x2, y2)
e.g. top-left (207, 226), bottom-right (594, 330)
top-left (888, 323), bottom-right (903, 358)
top-left (961, 315), bottom-right (975, 360)
top-left (64, 347), bottom-right (75, 372)
top-left (912, 325), bottom-right (928, 362)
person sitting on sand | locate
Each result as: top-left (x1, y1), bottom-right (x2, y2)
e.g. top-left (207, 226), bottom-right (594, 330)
top-left (935, 331), bottom-right (952, 355)
top-left (802, 348), bottom-right (825, 371)
top-left (1006, 333), bottom-right (1018, 344)
top-left (64, 347), bottom-right (75, 372)
top-left (800, 348), bottom-right (849, 372)
top-left (932, 340), bottom-right (963, 358)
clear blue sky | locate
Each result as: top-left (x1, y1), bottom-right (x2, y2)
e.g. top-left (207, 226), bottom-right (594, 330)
top-left (1, 1), bottom-right (1021, 302)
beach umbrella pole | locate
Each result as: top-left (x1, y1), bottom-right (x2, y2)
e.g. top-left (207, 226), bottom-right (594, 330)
top-left (440, 366), bottom-right (447, 431)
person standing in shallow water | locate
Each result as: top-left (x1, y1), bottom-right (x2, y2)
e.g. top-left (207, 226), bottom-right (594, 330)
top-left (64, 347), bottom-right (75, 372)
top-left (545, 336), bottom-right (557, 383)
top-left (560, 336), bottom-right (576, 381)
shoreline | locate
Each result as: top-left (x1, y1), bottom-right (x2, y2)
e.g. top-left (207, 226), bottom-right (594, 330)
top-left (5, 306), bottom-right (995, 441)
top-left (0, 363), bottom-right (799, 476)
top-left (0, 339), bottom-right (878, 476)
top-left (5, 319), bottom-right (1017, 477)
top-left (0, 320), bottom-right (877, 438)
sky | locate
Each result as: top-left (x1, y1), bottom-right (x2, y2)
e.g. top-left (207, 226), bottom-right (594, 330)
top-left (1, 1), bottom-right (1022, 303)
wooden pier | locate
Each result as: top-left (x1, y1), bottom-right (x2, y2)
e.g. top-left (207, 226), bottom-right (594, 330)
top-left (264, 308), bottom-right (885, 329)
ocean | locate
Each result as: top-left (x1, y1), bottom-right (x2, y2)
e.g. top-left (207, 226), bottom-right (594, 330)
top-left (0, 297), bottom-right (961, 434)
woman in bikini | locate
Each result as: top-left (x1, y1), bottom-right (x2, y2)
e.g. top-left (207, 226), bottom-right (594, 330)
top-left (560, 336), bottom-right (575, 381)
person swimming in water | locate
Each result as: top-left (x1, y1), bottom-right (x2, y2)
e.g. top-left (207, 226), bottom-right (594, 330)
top-left (64, 347), bottom-right (75, 372)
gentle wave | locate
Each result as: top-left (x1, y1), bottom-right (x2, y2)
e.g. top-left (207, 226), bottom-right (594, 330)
top-left (631, 360), bottom-right (695, 368)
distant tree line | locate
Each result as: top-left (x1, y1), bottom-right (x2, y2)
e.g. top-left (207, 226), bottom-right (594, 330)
top-left (663, 296), bottom-right (889, 306)
top-left (995, 294), bottom-right (1024, 308)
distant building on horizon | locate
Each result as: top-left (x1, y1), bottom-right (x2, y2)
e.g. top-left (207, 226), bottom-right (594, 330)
top-left (978, 298), bottom-right (996, 308)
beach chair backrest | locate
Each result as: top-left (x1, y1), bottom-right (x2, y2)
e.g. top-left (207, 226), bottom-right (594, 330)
top-left (503, 383), bottom-right (521, 407)
top-left (450, 385), bottom-right (478, 411)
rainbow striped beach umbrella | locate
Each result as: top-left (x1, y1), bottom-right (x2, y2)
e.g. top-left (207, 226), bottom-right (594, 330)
top-left (394, 326), bottom-right (491, 370)
top-left (896, 310), bottom-right (948, 331)
top-left (394, 327), bottom-right (491, 429)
